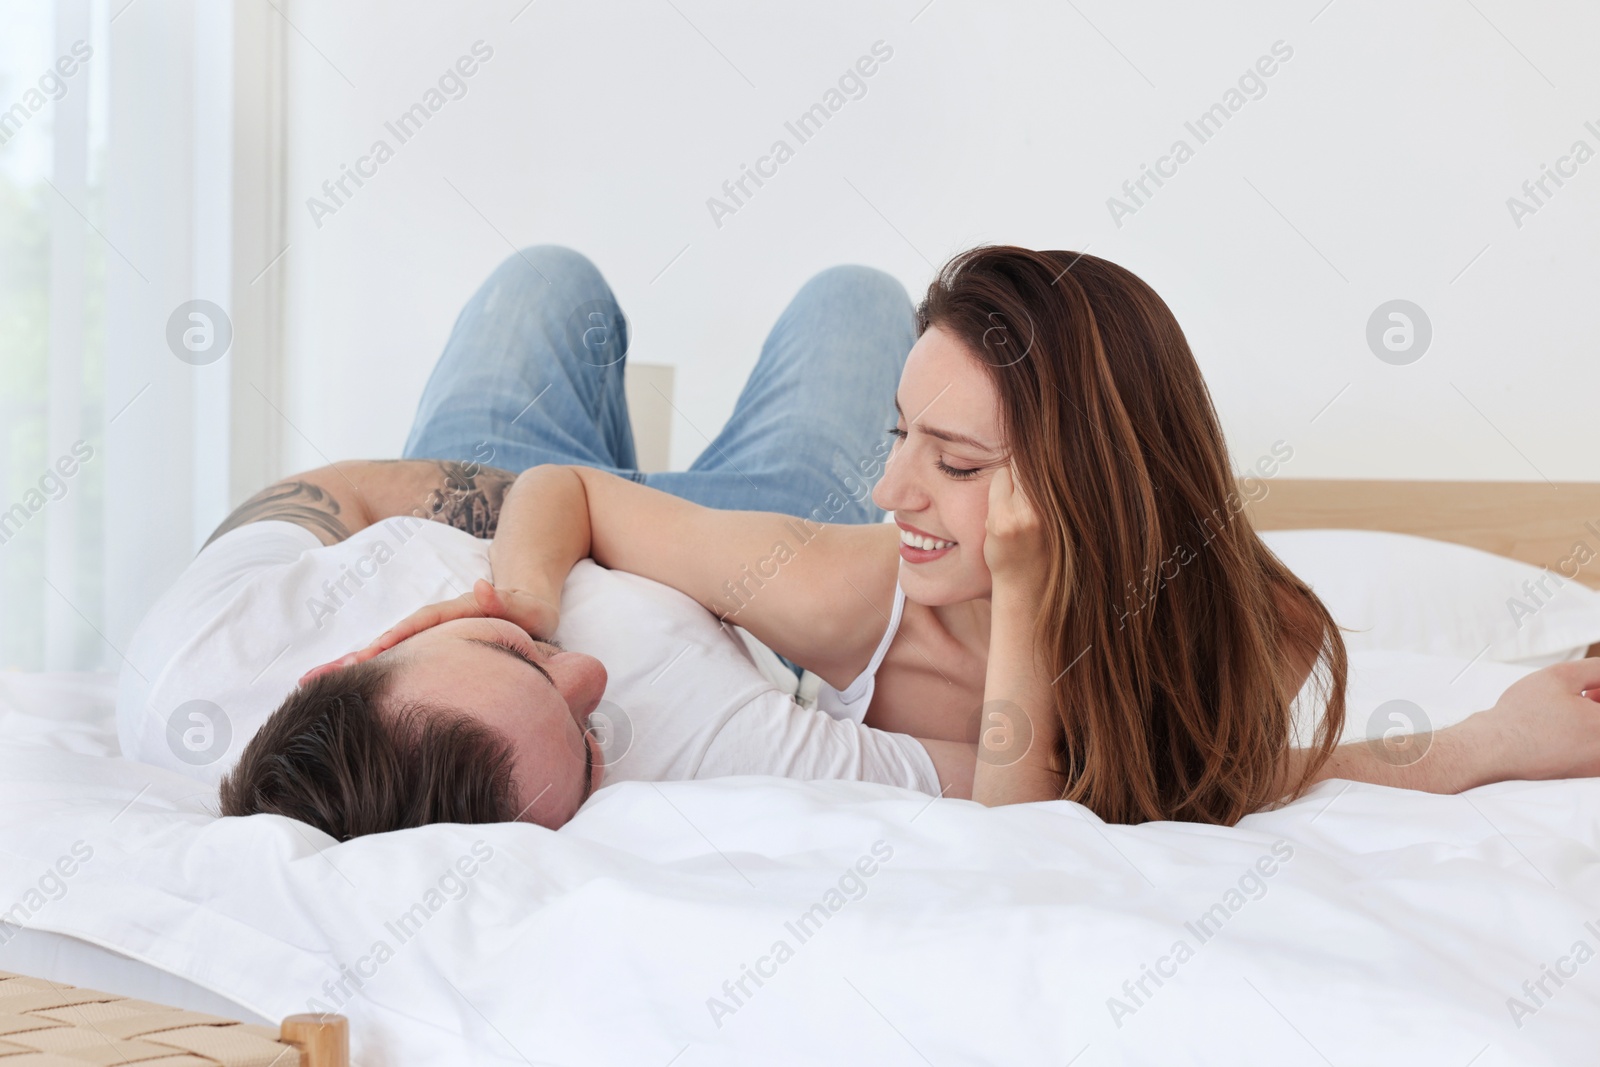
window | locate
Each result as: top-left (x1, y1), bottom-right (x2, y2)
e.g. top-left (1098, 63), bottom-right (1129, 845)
top-left (0, 0), bottom-right (109, 671)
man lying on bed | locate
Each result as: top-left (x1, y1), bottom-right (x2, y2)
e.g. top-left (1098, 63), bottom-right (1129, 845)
top-left (117, 248), bottom-right (979, 840)
top-left (116, 454), bottom-right (964, 838)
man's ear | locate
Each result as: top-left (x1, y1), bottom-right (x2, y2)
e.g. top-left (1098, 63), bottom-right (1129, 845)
top-left (298, 653), bottom-right (359, 686)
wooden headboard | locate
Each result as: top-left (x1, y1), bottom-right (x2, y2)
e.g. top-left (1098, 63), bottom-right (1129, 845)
top-left (1241, 479), bottom-right (1600, 590)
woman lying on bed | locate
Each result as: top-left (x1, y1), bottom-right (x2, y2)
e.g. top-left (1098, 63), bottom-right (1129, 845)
top-left (360, 245), bottom-right (1600, 825)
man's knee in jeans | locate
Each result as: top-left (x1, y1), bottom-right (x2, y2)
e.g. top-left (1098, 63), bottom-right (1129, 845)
top-left (794, 263), bottom-right (917, 320)
top-left (476, 245), bottom-right (614, 313)
top-left (468, 245), bottom-right (629, 367)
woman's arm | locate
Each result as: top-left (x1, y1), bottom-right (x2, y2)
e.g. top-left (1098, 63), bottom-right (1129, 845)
top-left (488, 464), bottom-right (900, 687)
top-left (973, 587), bottom-right (1066, 804)
top-left (484, 465), bottom-right (588, 606)
top-left (1285, 657), bottom-right (1600, 798)
top-left (970, 464), bottom-right (1067, 806)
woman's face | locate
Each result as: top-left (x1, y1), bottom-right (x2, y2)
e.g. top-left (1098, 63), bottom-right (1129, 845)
top-left (872, 324), bottom-right (1010, 606)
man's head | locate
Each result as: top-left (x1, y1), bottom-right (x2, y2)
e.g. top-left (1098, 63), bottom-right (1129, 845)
top-left (219, 617), bottom-right (608, 838)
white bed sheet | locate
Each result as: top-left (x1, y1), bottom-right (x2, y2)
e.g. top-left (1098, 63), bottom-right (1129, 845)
top-left (2, 657), bottom-right (1598, 1066)
top-left (0, 926), bottom-right (274, 1025)
top-left (0, 671), bottom-right (268, 1019)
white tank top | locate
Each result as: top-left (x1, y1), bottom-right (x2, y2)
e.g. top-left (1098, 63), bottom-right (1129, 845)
top-left (803, 583), bottom-right (906, 724)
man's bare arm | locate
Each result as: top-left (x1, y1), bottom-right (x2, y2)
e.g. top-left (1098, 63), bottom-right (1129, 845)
top-left (204, 459), bottom-right (516, 549)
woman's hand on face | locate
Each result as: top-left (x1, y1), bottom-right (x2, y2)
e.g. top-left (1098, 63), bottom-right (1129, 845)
top-left (327, 579), bottom-right (560, 676)
top-left (983, 462), bottom-right (1051, 601)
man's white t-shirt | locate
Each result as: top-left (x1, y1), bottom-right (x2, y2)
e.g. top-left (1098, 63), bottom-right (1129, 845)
top-left (116, 518), bottom-right (940, 797)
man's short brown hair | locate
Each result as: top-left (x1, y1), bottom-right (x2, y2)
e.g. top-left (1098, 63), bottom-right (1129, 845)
top-left (218, 658), bottom-right (520, 839)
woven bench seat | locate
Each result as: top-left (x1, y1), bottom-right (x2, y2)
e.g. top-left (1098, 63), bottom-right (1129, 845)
top-left (0, 971), bottom-right (344, 1067)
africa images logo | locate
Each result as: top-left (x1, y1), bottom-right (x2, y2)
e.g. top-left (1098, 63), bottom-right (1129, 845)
top-left (165, 699), bottom-right (232, 766)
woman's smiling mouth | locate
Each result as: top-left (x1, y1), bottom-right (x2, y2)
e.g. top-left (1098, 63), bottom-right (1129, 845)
top-left (896, 520), bottom-right (956, 562)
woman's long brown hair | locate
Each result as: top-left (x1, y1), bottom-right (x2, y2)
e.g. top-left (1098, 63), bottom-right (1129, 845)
top-left (918, 246), bottom-right (1347, 825)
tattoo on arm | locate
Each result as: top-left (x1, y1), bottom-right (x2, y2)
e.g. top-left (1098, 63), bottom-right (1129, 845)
top-left (204, 481), bottom-right (350, 548)
top-left (420, 461), bottom-right (515, 538)
top-left (204, 460), bottom-right (516, 551)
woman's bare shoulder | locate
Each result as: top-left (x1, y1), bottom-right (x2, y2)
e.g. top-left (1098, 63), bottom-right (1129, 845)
top-left (744, 520), bottom-right (903, 681)
top-left (764, 518), bottom-right (908, 662)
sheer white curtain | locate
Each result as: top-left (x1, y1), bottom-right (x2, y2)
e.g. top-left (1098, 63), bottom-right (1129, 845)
top-left (1, 0), bottom-right (284, 673)
top-left (0, 0), bottom-right (106, 671)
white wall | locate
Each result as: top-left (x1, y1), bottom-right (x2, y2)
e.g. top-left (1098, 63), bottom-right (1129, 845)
top-left (101, 1), bottom-right (284, 652)
top-left (276, 0), bottom-right (1600, 484)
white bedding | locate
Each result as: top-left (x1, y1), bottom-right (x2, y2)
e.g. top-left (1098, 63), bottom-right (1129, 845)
top-left (2, 656), bottom-right (1598, 1066)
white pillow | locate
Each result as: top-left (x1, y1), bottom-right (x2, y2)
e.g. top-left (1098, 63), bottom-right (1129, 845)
top-left (1290, 648), bottom-right (1537, 746)
top-left (1259, 528), bottom-right (1600, 667)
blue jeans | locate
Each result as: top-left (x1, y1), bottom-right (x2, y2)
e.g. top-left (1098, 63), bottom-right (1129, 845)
top-left (403, 245), bottom-right (916, 523)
